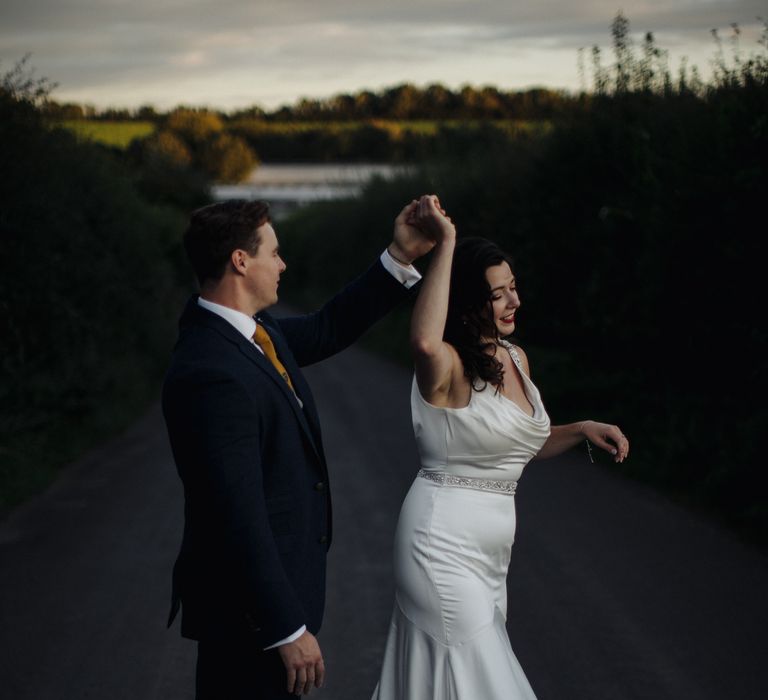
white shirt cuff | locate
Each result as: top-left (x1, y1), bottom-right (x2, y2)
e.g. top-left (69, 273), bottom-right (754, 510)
top-left (264, 625), bottom-right (306, 650)
top-left (380, 249), bottom-right (422, 289)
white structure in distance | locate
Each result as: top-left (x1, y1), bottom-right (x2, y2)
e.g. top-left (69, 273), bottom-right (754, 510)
top-left (212, 163), bottom-right (413, 219)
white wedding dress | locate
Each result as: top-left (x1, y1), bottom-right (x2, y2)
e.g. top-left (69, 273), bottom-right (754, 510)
top-left (372, 342), bottom-right (551, 700)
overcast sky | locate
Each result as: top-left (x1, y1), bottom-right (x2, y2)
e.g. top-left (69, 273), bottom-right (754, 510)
top-left (1, 0), bottom-right (764, 110)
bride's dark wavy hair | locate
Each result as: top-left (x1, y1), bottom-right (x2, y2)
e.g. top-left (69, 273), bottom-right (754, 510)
top-left (444, 237), bottom-right (516, 391)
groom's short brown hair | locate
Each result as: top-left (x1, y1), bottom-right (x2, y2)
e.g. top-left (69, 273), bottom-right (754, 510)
top-left (183, 199), bottom-right (271, 285)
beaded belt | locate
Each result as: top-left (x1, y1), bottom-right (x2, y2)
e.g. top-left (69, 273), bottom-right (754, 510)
top-left (417, 468), bottom-right (518, 495)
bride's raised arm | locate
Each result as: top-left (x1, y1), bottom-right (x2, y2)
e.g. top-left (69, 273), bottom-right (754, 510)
top-left (409, 195), bottom-right (460, 403)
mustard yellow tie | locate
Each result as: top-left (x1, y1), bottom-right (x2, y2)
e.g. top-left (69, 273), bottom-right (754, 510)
top-left (253, 324), bottom-right (295, 391)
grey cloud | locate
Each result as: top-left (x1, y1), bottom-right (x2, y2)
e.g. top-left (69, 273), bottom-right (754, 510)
top-left (3, 0), bottom-right (764, 32)
top-left (1, 0), bottom-right (763, 108)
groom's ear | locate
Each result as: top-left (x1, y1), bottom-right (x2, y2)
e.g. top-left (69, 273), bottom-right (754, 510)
top-left (230, 248), bottom-right (249, 276)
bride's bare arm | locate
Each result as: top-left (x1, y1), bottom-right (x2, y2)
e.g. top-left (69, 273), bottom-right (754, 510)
top-left (410, 196), bottom-right (459, 402)
top-left (535, 420), bottom-right (629, 462)
top-left (516, 346), bottom-right (630, 462)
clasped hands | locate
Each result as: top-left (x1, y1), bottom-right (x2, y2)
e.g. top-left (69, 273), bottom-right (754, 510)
top-left (388, 194), bottom-right (456, 265)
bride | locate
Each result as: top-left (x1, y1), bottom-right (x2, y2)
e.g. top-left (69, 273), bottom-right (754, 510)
top-left (371, 195), bottom-right (629, 699)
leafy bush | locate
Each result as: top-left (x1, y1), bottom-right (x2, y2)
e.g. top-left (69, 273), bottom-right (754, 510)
top-left (198, 132), bottom-right (258, 182)
top-left (0, 69), bottom-right (204, 511)
top-left (141, 129), bottom-right (193, 167)
top-left (165, 107), bottom-right (223, 144)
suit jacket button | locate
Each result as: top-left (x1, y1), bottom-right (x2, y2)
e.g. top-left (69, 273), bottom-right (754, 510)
top-left (318, 535), bottom-right (328, 544)
top-left (314, 482), bottom-right (325, 492)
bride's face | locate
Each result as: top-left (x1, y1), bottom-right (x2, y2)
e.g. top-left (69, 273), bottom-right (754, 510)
top-left (485, 262), bottom-right (520, 337)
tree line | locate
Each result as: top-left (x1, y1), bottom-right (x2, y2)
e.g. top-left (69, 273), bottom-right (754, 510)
top-left (45, 84), bottom-right (573, 123)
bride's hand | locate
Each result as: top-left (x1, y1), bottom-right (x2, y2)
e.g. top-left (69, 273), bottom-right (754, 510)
top-left (580, 420), bottom-right (629, 463)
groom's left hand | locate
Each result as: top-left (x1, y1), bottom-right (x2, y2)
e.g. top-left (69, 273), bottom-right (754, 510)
top-left (389, 198), bottom-right (439, 265)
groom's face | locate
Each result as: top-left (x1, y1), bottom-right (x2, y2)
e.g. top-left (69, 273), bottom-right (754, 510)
top-left (243, 222), bottom-right (286, 311)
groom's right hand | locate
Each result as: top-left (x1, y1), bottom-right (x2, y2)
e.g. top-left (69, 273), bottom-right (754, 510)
top-left (278, 630), bottom-right (325, 695)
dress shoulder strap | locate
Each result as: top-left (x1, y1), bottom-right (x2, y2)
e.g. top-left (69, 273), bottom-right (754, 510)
top-left (500, 340), bottom-right (523, 370)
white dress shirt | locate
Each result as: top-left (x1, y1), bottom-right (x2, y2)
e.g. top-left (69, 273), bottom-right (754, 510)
top-left (196, 250), bottom-right (420, 649)
top-left (379, 248), bottom-right (422, 288)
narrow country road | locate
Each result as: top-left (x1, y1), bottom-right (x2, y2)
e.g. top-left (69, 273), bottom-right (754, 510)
top-left (1, 340), bottom-right (766, 699)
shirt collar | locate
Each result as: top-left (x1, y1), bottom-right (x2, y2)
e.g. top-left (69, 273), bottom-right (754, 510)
top-left (197, 296), bottom-right (257, 341)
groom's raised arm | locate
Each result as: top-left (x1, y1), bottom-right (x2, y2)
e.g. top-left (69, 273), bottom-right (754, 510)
top-left (276, 200), bottom-right (435, 366)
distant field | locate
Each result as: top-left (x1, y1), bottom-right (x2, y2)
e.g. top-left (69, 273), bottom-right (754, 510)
top-left (58, 120), bottom-right (155, 148)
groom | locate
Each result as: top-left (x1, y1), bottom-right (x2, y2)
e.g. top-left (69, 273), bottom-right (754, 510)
top-left (162, 198), bottom-right (432, 698)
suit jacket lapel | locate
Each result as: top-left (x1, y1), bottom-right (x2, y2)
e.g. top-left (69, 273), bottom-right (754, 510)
top-left (237, 339), bottom-right (323, 463)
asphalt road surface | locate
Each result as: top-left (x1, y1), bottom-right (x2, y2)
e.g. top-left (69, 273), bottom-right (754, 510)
top-left (2, 341), bottom-right (767, 699)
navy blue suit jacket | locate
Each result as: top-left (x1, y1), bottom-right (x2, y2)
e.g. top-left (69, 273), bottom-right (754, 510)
top-left (162, 259), bottom-right (412, 647)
